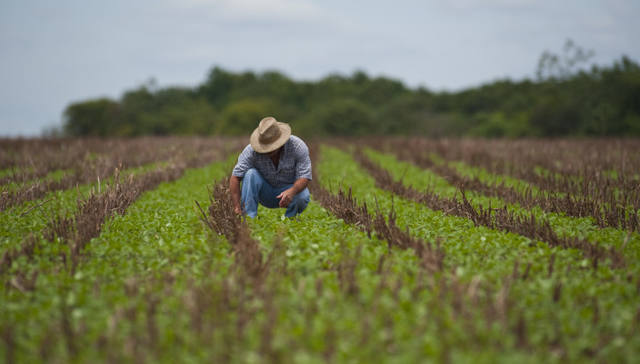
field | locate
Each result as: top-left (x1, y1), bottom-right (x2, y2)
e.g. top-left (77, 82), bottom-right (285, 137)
top-left (1, 137), bottom-right (639, 363)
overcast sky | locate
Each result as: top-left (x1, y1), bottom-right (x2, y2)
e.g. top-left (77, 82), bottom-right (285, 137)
top-left (1, 0), bottom-right (639, 136)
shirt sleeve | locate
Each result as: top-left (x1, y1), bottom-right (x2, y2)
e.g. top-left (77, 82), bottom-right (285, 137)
top-left (294, 139), bottom-right (313, 181)
top-left (232, 144), bottom-right (255, 178)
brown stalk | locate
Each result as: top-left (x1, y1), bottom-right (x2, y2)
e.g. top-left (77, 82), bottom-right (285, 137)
top-left (1, 136), bottom-right (240, 211)
top-left (379, 137), bottom-right (640, 232)
top-left (353, 148), bottom-right (625, 269)
top-left (309, 145), bottom-right (445, 274)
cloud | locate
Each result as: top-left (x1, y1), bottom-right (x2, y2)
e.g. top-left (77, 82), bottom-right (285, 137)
top-left (2, 0), bottom-right (640, 135)
top-left (440, 0), bottom-right (538, 13)
top-left (164, 0), bottom-right (325, 22)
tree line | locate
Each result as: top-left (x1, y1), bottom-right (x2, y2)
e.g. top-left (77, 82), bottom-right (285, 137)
top-left (62, 42), bottom-right (640, 137)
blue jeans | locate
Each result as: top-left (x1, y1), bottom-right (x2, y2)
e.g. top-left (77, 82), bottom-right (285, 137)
top-left (241, 168), bottom-right (310, 218)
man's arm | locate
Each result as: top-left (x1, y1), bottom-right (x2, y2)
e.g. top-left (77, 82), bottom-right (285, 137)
top-left (230, 145), bottom-right (254, 215)
top-left (230, 175), bottom-right (243, 214)
top-left (276, 178), bottom-right (309, 208)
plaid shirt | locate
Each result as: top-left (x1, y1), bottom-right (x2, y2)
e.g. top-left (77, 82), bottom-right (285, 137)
top-left (232, 135), bottom-right (312, 188)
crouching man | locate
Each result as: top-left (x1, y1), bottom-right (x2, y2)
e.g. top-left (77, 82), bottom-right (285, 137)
top-left (230, 116), bottom-right (312, 218)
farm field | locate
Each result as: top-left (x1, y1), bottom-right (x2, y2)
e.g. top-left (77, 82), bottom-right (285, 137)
top-left (1, 137), bottom-right (640, 363)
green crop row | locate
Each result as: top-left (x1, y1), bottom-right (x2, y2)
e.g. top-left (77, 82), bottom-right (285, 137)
top-left (427, 151), bottom-right (549, 198)
top-left (1, 169), bottom-right (72, 191)
top-left (243, 200), bottom-right (551, 363)
top-left (0, 162), bottom-right (166, 254)
top-left (0, 167), bottom-right (36, 180)
top-left (453, 156), bottom-right (639, 212)
top-left (318, 145), bottom-right (640, 361)
top-left (1, 157), bottom-right (234, 362)
top-left (430, 149), bottom-right (638, 212)
top-left (0, 147), bottom-right (542, 363)
top-left (364, 148), bottom-right (640, 263)
top-left (2, 143), bottom-right (639, 363)
top-left (2, 155), bottom-right (443, 362)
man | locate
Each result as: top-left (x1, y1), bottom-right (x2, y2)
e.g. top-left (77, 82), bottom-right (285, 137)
top-left (230, 116), bottom-right (312, 218)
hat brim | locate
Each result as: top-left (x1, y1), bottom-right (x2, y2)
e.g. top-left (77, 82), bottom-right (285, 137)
top-left (250, 122), bottom-right (291, 154)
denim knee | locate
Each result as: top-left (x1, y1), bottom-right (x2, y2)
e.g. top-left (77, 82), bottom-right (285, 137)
top-left (244, 168), bottom-right (260, 181)
top-left (292, 188), bottom-right (310, 208)
top-left (298, 188), bottom-right (310, 203)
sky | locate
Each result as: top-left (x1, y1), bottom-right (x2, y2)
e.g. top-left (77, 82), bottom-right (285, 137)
top-left (1, 0), bottom-right (639, 136)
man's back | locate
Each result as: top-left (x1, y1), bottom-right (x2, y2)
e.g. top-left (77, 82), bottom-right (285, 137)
top-left (232, 135), bottom-right (312, 188)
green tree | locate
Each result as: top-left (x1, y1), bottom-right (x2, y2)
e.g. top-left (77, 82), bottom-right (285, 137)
top-left (311, 99), bottom-right (377, 136)
top-left (218, 98), bottom-right (281, 135)
top-left (63, 98), bottom-right (119, 136)
top-left (59, 51), bottom-right (640, 138)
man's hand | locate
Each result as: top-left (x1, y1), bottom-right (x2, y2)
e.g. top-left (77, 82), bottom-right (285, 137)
top-left (234, 205), bottom-right (243, 215)
top-left (276, 188), bottom-right (296, 208)
top-left (277, 178), bottom-right (309, 208)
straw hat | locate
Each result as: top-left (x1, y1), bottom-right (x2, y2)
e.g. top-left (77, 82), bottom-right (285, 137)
top-left (250, 117), bottom-right (291, 154)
